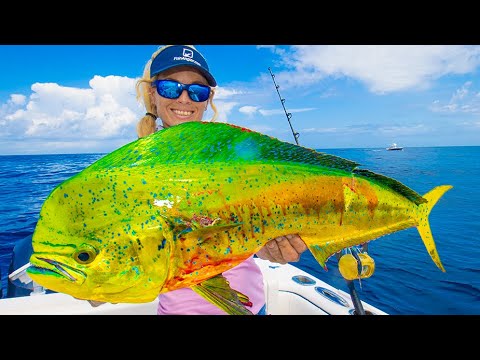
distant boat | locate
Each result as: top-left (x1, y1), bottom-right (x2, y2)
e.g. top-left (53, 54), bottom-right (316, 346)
top-left (386, 143), bottom-right (403, 151)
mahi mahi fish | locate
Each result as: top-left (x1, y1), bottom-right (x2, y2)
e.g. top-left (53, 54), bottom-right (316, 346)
top-left (27, 121), bottom-right (452, 314)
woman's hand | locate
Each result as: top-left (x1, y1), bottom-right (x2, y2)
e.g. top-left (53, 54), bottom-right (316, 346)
top-left (256, 234), bottom-right (307, 264)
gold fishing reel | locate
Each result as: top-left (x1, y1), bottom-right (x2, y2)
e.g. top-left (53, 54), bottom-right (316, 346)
top-left (338, 246), bottom-right (375, 281)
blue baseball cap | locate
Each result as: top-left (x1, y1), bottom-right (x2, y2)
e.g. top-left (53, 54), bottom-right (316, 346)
top-left (150, 45), bottom-right (217, 87)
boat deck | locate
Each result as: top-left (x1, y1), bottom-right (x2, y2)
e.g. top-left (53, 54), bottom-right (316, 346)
top-left (0, 258), bottom-right (387, 315)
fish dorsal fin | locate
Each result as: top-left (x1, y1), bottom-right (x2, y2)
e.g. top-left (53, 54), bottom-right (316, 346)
top-left (353, 169), bottom-right (426, 205)
top-left (192, 274), bottom-right (253, 315)
top-left (95, 121), bottom-right (359, 173)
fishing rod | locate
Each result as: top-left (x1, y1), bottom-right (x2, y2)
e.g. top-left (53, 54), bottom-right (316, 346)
top-left (268, 67), bottom-right (367, 315)
top-left (268, 68), bottom-right (300, 145)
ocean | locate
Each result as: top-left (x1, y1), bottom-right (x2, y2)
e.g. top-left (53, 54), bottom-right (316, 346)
top-left (0, 146), bottom-right (478, 315)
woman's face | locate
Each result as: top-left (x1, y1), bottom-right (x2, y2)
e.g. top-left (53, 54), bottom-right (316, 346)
top-left (151, 66), bottom-right (211, 128)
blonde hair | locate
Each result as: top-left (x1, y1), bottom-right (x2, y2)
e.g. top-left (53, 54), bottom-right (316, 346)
top-left (135, 45), bottom-right (218, 138)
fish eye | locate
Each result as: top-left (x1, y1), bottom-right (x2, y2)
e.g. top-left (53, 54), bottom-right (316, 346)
top-left (74, 249), bottom-right (97, 264)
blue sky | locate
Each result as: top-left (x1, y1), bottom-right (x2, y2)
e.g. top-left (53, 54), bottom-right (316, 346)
top-left (1, 45), bottom-right (480, 155)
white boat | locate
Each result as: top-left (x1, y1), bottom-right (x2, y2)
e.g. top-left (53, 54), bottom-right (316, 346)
top-left (0, 257), bottom-right (387, 315)
top-left (386, 143), bottom-right (403, 151)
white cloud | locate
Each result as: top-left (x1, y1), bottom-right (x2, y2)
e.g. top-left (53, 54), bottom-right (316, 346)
top-left (214, 87), bottom-right (246, 100)
top-left (430, 81), bottom-right (480, 114)
top-left (9, 94), bottom-right (26, 106)
top-left (0, 76), bottom-right (143, 147)
top-left (274, 45), bottom-right (480, 94)
top-left (259, 107), bottom-right (316, 116)
top-left (256, 45), bottom-right (287, 56)
top-left (378, 124), bottom-right (430, 135)
top-left (303, 127), bottom-right (341, 133)
top-left (239, 106), bottom-right (258, 116)
top-left (248, 124), bottom-right (275, 133)
top-left (208, 100), bottom-right (238, 124)
top-left (302, 123), bottom-right (430, 137)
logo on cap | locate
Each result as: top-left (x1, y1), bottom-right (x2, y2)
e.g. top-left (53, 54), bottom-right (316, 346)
top-left (183, 48), bottom-right (193, 58)
top-left (173, 47), bottom-right (202, 67)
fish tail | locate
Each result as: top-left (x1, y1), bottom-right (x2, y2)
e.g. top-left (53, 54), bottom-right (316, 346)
top-left (417, 185), bottom-right (453, 272)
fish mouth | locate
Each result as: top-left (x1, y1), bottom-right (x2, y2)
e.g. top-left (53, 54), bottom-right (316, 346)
top-left (27, 256), bottom-right (86, 283)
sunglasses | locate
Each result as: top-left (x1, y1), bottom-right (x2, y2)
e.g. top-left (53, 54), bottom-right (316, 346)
top-left (152, 79), bottom-right (211, 102)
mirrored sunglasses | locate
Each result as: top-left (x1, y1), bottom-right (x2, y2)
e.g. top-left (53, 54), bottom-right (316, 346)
top-left (152, 79), bottom-right (211, 102)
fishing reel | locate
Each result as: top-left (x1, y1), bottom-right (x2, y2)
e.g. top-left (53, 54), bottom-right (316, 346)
top-left (337, 244), bottom-right (375, 281)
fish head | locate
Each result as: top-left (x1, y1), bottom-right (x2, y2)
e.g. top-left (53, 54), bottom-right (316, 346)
top-left (26, 163), bottom-right (171, 304)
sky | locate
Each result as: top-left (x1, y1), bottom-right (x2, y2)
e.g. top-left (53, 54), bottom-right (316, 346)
top-left (1, 44), bottom-right (480, 155)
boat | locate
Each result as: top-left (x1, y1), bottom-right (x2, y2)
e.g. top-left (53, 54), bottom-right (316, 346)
top-left (386, 143), bottom-right (403, 151)
top-left (0, 257), bottom-right (387, 315)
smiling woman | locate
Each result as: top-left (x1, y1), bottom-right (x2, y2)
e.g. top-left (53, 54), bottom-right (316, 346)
top-left (134, 45), bottom-right (219, 137)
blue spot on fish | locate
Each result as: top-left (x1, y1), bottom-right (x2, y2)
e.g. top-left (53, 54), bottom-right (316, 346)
top-left (158, 239), bottom-right (166, 250)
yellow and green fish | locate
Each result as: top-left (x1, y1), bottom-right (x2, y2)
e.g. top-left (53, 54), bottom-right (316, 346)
top-left (27, 121), bottom-right (452, 314)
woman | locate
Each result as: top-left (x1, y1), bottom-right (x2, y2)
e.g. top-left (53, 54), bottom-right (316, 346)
top-left (135, 45), bottom-right (307, 315)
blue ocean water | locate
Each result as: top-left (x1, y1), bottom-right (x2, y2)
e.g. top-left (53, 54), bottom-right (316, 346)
top-left (0, 147), bottom-right (478, 314)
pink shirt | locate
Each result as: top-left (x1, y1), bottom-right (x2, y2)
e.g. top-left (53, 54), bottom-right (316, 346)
top-left (157, 256), bottom-right (265, 315)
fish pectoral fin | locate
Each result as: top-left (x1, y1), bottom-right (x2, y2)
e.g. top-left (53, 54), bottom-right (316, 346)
top-left (192, 274), bottom-right (253, 315)
top-left (160, 213), bottom-right (242, 243)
